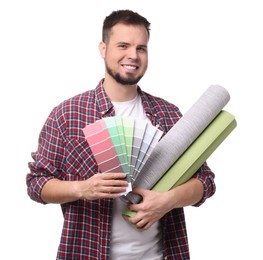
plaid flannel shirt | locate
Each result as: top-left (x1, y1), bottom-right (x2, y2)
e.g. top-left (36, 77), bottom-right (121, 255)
top-left (27, 79), bottom-right (216, 259)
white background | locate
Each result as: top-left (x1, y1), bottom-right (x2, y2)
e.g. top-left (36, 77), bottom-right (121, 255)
top-left (1, 0), bottom-right (262, 259)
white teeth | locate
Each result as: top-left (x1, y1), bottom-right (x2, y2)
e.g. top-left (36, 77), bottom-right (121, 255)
top-left (123, 65), bottom-right (136, 70)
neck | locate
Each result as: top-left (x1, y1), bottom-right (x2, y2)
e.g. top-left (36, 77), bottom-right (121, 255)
top-left (103, 78), bottom-right (138, 102)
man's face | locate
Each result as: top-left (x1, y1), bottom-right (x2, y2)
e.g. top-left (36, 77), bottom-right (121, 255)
top-left (101, 23), bottom-right (149, 85)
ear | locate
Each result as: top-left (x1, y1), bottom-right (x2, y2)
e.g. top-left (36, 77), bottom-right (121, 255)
top-left (99, 41), bottom-right (106, 58)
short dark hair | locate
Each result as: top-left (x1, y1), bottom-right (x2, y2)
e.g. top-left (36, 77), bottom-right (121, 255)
top-left (102, 10), bottom-right (151, 43)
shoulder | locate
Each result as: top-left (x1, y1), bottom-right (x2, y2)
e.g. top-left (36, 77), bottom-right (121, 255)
top-left (139, 89), bottom-right (183, 133)
top-left (52, 89), bottom-right (96, 117)
top-left (140, 89), bottom-right (182, 117)
top-left (40, 89), bottom-right (97, 139)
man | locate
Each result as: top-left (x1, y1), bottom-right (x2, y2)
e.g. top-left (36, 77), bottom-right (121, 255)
top-left (26, 10), bottom-right (216, 259)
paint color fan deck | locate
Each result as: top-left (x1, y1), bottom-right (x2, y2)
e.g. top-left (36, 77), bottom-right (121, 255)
top-left (82, 116), bottom-right (163, 194)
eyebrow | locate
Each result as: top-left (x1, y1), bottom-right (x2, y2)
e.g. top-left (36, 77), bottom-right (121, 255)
top-left (117, 41), bottom-right (148, 48)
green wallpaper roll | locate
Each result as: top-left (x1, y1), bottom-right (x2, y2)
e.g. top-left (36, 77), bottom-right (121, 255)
top-left (123, 110), bottom-right (237, 217)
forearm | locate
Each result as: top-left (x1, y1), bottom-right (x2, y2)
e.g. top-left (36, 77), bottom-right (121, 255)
top-left (41, 172), bottom-right (128, 204)
top-left (127, 178), bottom-right (204, 230)
top-left (41, 178), bottom-right (81, 204)
top-left (167, 178), bottom-right (204, 209)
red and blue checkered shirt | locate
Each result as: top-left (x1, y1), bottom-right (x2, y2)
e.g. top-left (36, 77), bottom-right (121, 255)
top-left (27, 79), bottom-right (216, 259)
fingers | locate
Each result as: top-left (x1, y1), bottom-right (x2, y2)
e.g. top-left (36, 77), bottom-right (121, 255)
top-left (98, 185), bottom-right (127, 194)
top-left (84, 186), bottom-right (126, 200)
top-left (127, 215), bottom-right (152, 231)
top-left (100, 172), bottom-right (127, 180)
top-left (132, 187), bottom-right (149, 198)
top-left (82, 172), bottom-right (128, 200)
top-left (93, 173), bottom-right (128, 190)
top-left (134, 219), bottom-right (148, 230)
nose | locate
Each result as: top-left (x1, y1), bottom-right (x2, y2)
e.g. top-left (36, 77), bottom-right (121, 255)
top-left (126, 47), bottom-right (138, 59)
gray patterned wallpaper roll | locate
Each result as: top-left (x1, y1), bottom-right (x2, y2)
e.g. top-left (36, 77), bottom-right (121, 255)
top-left (123, 85), bottom-right (230, 204)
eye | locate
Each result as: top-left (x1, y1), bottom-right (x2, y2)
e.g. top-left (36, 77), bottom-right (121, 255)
top-left (137, 46), bottom-right (147, 53)
top-left (118, 44), bottom-right (128, 49)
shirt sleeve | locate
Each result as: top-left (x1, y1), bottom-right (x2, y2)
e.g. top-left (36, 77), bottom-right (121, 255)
top-left (26, 108), bottom-right (66, 204)
top-left (192, 162), bottom-right (216, 207)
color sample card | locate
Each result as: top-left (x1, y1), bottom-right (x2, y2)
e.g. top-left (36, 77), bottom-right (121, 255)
top-left (82, 119), bottom-right (123, 173)
top-left (121, 116), bottom-right (135, 172)
top-left (103, 117), bottom-right (129, 175)
top-left (129, 119), bottom-right (147, 180)
top-left (133, 123), bottom-right (163, 180)
top-left (136, 127), bottom-right (163, 174)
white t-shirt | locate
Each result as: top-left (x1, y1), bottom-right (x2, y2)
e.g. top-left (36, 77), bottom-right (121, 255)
top-left (110, 94), bottom-right (163, 260)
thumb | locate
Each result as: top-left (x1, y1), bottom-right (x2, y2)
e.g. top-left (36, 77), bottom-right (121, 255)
top-left (132, 187), bottom-right (148, 198)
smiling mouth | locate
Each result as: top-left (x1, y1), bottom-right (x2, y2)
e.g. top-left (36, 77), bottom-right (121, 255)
top-left (122, 65), bottom-right (138, 70)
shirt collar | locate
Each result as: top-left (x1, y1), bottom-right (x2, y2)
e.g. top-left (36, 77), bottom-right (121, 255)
top-left (138, 87), bottom-right (155, 117)
top-left (94, 79), bottom-right (156, 118)
top-left (95, 79), bottom-right (114, 117)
